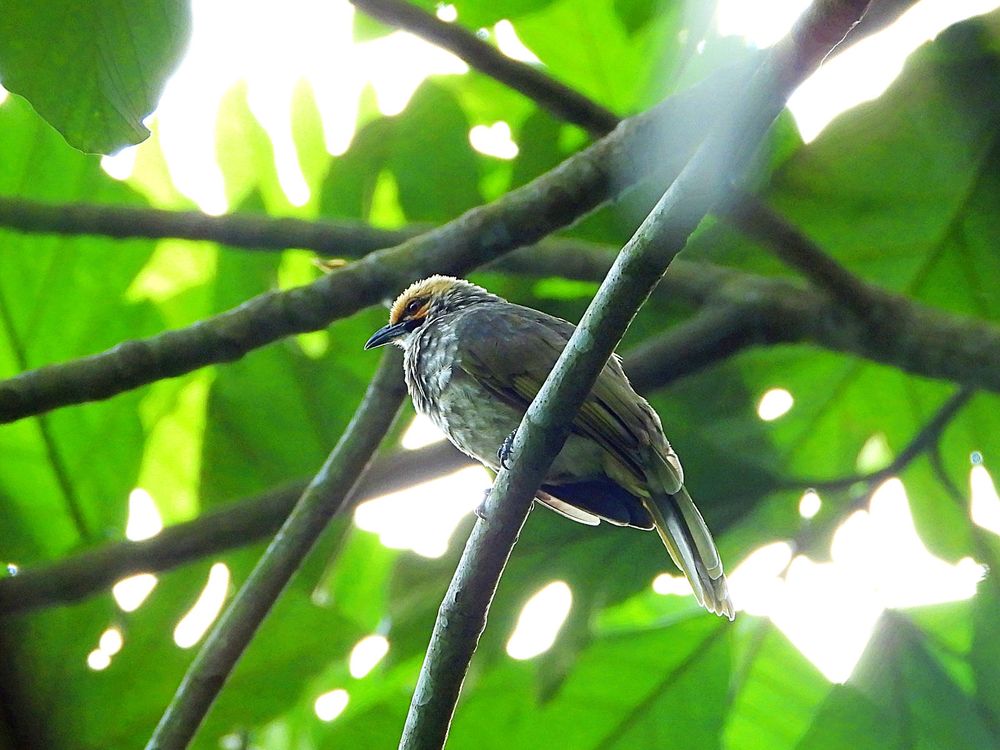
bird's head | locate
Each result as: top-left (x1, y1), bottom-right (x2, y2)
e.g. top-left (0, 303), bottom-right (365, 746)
top-left (364, 275), bottom-right (499, 350)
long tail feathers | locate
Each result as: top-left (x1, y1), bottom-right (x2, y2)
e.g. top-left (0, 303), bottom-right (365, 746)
top-left (642, 487), bottom-right (735, 621)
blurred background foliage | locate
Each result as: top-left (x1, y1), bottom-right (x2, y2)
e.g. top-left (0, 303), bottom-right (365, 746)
top-left (2, 0), bottom-right (1000, 748)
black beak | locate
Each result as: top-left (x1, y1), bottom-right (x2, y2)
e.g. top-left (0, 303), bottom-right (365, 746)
top-left (364, 320), bottom-right (412, 350)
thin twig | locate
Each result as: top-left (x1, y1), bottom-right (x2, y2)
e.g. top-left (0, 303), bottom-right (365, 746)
top-left (145, 350), bottom-right (407, 750)
top-left (350, 0), bottom-right (619, 136)
top-left (791, 386), bottom-right (974, 555)
top-left (399, 3), bottom-right (872, 747)
top-left (786, 386), bottom-right (975, 493)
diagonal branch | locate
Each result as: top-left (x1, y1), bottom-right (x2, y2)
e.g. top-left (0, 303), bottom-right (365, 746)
top-left (144, 349), bottom-right (407, 750)
top-left (790, 386), bottom-right (975, 556)
top-left (350, 0), bottom-right (916, 143)
top-left (398, 3), bottom-right (873, 747)
top-left (350, 0), bottom-right (619, 136)
top-left (722, 190), bottom-right (880, 318)
top-left (0, 63), bottom-right (751, 425)
top-left (787, 385), bottom-right (975, 493)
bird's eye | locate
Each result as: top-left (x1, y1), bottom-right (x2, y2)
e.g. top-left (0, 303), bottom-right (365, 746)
top-left (405, 298), bottom-right (425, 316)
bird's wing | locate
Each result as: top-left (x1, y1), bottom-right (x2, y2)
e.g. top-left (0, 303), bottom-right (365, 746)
top-left (454, 305), bottom-right (683, 494)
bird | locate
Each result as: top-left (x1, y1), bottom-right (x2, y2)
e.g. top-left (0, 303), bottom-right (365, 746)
top-left (364, 275), bottom-right (734, 620)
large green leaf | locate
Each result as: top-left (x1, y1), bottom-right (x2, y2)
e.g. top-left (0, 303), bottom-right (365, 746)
top-left (0, 1), bottom-right (191, 153)
top-left (797, 614), bottom-right (997, 749)
top-left (0, 97), bottom-right (160, 560)
top-left (684, 11), bottom-right (1000, 560)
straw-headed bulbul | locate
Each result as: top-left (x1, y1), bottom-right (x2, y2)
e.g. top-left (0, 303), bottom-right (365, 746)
top-left (365, 275), bottom-right (734, 619)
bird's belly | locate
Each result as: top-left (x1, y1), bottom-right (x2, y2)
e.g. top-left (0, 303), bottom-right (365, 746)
top-left (430, 381), bottom-right (607, 481)
top-left (430, 381), bottom-right (520, 469)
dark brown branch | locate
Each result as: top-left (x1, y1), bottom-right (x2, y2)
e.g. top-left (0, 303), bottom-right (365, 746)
top-left (145, 350), bottom-right (407, 750)
top-left (0, 63), bottom-right (749, 424)
top-left (350, 0), bottom-right (619, 137)
top-left (723, 191), bottom-right (879, 318)
top-left (0, 440), bottom-right (470, 616)
top-left (514, 239), bottom-right (1000, 398)
top-left (0, 195), bottom-right (422, 254)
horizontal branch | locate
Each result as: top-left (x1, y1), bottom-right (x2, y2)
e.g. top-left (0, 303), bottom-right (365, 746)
top-left (0, 440), bottom-right (470, 616)
top-left (0, 63), bottom-right (752, 424)
top-left (0, 195), bottom-right (422, 254)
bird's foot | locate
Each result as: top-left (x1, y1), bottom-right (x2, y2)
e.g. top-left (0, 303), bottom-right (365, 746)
top-left (497, 429), bottom-right (517, 470)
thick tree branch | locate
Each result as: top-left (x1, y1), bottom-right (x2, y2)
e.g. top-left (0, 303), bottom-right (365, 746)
top-left (0, 64), bottom-right (750, 425)
top-left (350, 0), bottom-right (619, 136)
top-left (399, 3), bottom-right (872, 748)
top-left (145, 350), bottom-right (407, 750)
top-left (516, 239), bottom-right (1000, 396)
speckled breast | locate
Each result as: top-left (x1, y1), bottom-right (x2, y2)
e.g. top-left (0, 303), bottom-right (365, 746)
top-left (403, 322), bottom-right (520, 470)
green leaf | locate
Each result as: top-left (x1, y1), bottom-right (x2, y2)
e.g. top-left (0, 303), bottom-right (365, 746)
top-left (320, 82), bottom-right (483, 224)
top-left (0, 1), bottom-right (191, 154)
top-left (798, 614), bottom-right (998, 749)
top-left (408, 0), bottom-right (558, 27)
top-left (724, 622), bottom-right (832, 750)
top-left (199, 240), bottom-right (384, 507)
top-left (387, 83), bottom-right (483, 222)
top-left (0, 97), bottom-right (160, 559)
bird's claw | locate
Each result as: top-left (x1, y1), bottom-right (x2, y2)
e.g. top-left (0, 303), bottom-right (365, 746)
top-left (497, 429), bottom-right (517, 470)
